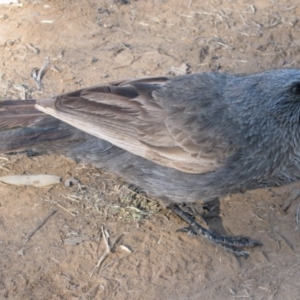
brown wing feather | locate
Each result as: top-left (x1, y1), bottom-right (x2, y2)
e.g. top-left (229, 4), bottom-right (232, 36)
top-left (36, 77), bottom-right (222, 173)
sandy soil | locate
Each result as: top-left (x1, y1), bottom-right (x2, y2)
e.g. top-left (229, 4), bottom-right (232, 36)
top-left (1, 0), bottom-right (300, 299)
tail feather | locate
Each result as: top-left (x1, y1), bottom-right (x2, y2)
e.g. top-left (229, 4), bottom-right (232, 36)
top-left (0, 100), bottom-right (91, 154)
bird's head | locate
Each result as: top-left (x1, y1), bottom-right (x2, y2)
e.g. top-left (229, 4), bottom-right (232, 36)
top-left (228, 69), bottom-right (300, 125)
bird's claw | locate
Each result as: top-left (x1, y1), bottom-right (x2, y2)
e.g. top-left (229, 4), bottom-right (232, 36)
top-left (170, 204), bottom-right (261, 257)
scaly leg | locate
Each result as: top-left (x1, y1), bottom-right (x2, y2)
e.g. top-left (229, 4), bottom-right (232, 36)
top-left (169, 203), bottom-right (262, 257)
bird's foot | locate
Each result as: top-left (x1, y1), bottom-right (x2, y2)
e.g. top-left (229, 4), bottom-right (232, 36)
top-left (169, 203), bottom-right (262, 258)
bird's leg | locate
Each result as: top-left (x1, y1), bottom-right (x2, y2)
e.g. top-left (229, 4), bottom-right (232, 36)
top-left (169, 203), bottom-right (262, 257)
top-left (176, 201), bottom-right (220, 225)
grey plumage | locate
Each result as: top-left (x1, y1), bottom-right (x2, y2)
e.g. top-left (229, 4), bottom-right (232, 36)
top-left (35, 70), bottom-right (300, 204)
top-left (3, 69), bottom-right (300, 256)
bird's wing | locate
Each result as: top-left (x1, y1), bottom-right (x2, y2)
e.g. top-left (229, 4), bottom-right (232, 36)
top-left (36, 75), bottom-right (233, 173)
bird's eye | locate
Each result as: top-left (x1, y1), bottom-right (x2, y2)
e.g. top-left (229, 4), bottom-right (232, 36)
top-left (291, 83), bottom-right (300, 95)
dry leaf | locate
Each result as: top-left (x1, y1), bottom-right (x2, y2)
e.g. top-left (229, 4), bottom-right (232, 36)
top-left (0, 175), bottom-right (61, 187)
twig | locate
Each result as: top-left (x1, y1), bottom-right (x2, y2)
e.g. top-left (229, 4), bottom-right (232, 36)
top-left (100, 253), bottom-right (132, 272)
top-left (267, 289), bottom-right (278, 300)
top-left (90, 229), bottom-right (123, 277)
top-left (31, 60), bottom-right (49, 90)
top-left (56, 203), bottom-right (76, 216)
top-left (23, 209), bottom-right (57, 244)
top-left (37, 61), bottom-right (48, 82)
top-left (113, 56), bottom-right (141, 69)
top-left (26, 43), bottom-right (40, 55)
top-left (90, 226), bottom-right (111, 277)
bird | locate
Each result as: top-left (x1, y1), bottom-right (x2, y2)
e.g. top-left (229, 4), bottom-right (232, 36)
top-left (3, 69), bottom-right (300, 257)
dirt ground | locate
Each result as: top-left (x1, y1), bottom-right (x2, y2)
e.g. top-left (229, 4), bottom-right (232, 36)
top-left (1, 0), bottom-right (300, 299)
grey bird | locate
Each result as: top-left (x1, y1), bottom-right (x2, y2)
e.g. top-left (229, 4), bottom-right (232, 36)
top-left (3, 69), bottom-right (300, 256)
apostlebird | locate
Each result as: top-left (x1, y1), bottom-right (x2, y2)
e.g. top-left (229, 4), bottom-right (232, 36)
top-left (3, 69), bottom-right (300, 256)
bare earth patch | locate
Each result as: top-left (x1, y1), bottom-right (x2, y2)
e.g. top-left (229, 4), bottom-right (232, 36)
top-left (1, 0), bottom-right (300, 299)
